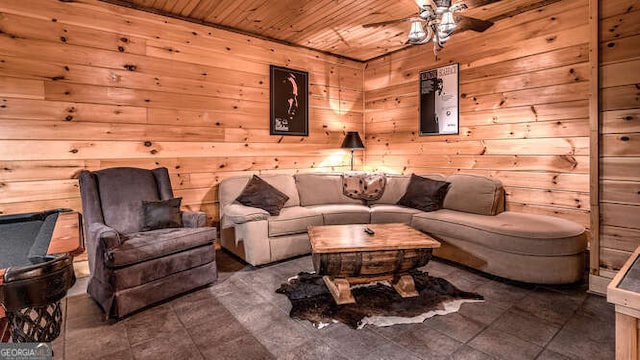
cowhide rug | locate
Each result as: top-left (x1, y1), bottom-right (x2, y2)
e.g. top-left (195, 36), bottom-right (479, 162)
top-left (276, 271), bottom-right (484, 329)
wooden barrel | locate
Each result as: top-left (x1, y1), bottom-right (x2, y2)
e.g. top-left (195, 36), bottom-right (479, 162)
top-left (312, 248), bottom-right (433, 277)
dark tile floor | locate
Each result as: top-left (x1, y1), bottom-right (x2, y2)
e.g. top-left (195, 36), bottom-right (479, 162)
top-left (54, 251), bottom-right (616, 359)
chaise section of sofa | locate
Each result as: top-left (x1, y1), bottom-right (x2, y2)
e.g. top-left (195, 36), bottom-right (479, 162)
top-left (412, 210), bottom-right (586, 284)
top-left (218, 172), bottom-right (588, 284)
top-left (409, 174), bottom-right (587, 284)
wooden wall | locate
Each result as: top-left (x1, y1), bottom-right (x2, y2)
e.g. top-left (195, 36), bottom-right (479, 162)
top-left (0, 0), bottom-right (364, 223)
top-left (364, 0), bottom-right (591, 228)
top-left (597, 1), bottom-right (640, 273)
top-left (6, 0), bottom-right (635, 274)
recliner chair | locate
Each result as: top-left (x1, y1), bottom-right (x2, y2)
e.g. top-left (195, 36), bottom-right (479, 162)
top-left (78, 167), bottom-right (217, 318)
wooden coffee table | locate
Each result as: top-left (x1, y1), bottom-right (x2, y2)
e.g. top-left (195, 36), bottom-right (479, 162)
top-left (308, 223), bottom-right (440, 305)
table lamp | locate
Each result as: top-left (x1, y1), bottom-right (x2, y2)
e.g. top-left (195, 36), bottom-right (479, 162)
top-left (341, 131), bottom-right (365, 171)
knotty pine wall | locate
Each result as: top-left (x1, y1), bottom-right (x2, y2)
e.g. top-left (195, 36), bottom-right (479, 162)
top-left (3, 0), bottom-right (628, 271)
top-left (597, 1), bottom-right (640, 273)
top-left (364, 0), bottom-right (591, 229)
top-left (0, 0), bottom-right (364, 223)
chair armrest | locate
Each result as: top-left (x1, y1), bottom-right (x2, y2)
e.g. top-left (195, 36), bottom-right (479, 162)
top-left (223, 204), bottom-right (269, 224)
top-left (88, 223), bottom-right (121, 250)
top-left (182, 211), bottom-right (207, 228)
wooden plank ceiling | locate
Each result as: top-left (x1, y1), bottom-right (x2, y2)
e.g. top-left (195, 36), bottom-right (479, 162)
top-left (100, 0), bottom-right (562, 61)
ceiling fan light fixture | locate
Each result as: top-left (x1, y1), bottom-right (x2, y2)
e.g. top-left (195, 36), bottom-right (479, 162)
top-left (436, 32), bottom-right (450, 45)
top-left (434, 0), bottom-right (452, 15)
top-left (362, 0), bottom-right (494, 59)
top-left (413, 0), bottom-right (465, 57)
top-left (438, 11), bottom-right (456, 34)
top-left (419, 5), bottom-right (435, 20)
top-left (408, 21), bottom-right (431, 44)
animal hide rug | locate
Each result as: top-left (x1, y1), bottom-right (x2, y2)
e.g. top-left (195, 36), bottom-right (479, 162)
top-left (276, 271), bottom-right (484, 329)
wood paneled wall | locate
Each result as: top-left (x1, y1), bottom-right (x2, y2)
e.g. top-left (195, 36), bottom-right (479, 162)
top-left (0, 0), bottom-right (363, 223)
top-left (5, 0), bottom-right (633, 276)
top-left (364, 0), bottom-right (591, 228)
top-left (597, 1), bottom-right (640, 273)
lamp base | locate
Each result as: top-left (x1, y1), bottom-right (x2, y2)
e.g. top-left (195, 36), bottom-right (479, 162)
top-left (350, 149), bottom-right (355, 171)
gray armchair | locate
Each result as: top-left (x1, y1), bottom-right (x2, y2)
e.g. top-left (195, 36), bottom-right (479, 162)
top-left (79, 167), bottom-right (217, 318)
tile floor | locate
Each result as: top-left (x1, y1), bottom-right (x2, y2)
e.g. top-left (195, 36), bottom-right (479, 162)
top-left (53, 251), bottom-right (616, 359)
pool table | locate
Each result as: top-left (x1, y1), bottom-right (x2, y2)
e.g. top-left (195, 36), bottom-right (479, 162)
top-left (0, 209), bottom-right (83, 342)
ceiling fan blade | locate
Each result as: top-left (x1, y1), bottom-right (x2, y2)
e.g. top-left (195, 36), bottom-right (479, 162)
top-left (362, 17), bottom-right (423, 28)
top-left (455, 15), bottom-right (494, 32)
top-left (460, 0), bottom-right (501, 8)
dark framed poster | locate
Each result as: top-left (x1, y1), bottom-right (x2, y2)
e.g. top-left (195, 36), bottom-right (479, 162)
top-left (270, 65), bottom-right (309, 136)
top-left (419, 63), bottom-right (459, 135)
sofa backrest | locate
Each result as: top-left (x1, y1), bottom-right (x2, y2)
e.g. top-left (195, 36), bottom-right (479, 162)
top-left (443, 173), bottom-right (505, 215)
top-left (294, 173), bottom-right (364, 206)
top-left (218, 172), bottom-right (505, 216)
top-left (371, 174), bottom-right (446, 205)
top-left (219, 174), bottom-right (300, 210)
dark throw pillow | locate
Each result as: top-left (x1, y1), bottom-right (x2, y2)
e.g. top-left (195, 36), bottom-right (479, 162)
top-left (235, 175), bottom-right (289, 216)
top-left (142, 197), bottom-right (183, 231)
top-left (397, 174), bottom-right (450, 212)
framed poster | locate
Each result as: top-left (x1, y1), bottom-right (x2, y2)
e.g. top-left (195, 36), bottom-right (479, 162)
top-left (419, 63), bottom-right (459, 135)
top-left (270, 65), bottom-right (309, 136)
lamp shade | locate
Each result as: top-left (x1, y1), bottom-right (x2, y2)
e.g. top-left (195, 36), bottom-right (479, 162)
top-left (341, 131), bottom-right (365, 150)
top-left (408, 21), bottom-right (427, 44)
top-left (439, 11), bottom-right (456, 35)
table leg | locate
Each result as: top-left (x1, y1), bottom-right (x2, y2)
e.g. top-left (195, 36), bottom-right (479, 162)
top-left (323, 276), bottom-right (355, 305)
top-left (392, 274), bottom-right (419, 298)
top-left (616, 312), bottom-right (639, 360)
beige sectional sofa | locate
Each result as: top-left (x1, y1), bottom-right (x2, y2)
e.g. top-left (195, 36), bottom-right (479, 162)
top-left (219, 173), bottom-right (587, 284)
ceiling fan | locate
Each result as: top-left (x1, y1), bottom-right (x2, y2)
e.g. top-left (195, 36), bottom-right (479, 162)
top-left (363, 0), bottom-right (499, 56)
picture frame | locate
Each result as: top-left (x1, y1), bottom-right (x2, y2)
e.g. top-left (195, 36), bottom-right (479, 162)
top-left (419, 63), bottom-right (459, 136)
top-left (270, 65), bottom-right (309, 136)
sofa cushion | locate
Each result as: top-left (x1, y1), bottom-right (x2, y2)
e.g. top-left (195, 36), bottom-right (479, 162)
top-left (372, 174), bottom-right (445, 205)
top-left (397, 174), bottom-right (450, 212)
top-left (443, 174), bottom-right (504, 215)
top-left (268, 206), bottom-right (323, 237)
top-left (235, 175), bottom-right (289, 216)
top-left (411, 210), bottom-right (586, 256)
top-left (142, 197), bottom-right (183, 231)
top-left (219, 174), bottom-right (300, 209)
top-left (110, 227), bottom-right (216, 267)
top-left (307, 204), bottom-right (371, 225)
top-left (369, 204), bottom-right (422, 224)
top-left (295, 173), bottom-right (363, 206)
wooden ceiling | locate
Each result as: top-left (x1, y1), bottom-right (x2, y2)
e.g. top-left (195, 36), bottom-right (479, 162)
top-left (101, 0), bottom-right (563, 62)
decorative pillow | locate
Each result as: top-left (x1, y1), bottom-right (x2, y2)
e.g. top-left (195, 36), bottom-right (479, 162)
top-left (142, 197), bottom-right (183, 231)
top-left (235, 175), bottom-right (290, 216)
top-left (342, 172), bottom-right (387, 201)
top-left (397, 174), bottom-right (450, 212)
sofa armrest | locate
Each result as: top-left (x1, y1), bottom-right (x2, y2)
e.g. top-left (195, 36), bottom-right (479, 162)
top-left (223, 204), bottom-right (269, 224)
top-left (88, 223), bottom-right (122, 250)
top-left (182, 211), bottom-right (206, 228)
top-left (222, 220), bottom-right (271, 266)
